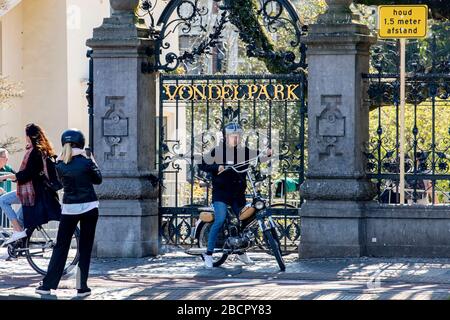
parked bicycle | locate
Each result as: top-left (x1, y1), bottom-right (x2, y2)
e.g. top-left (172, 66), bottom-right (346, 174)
top-left (1, 221), bottom-right (80, 276)
top-left (186, 155), bottom-right (286, 271)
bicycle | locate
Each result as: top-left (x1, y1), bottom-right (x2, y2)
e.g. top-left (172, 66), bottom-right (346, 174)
top-left (1, 220), bottom-right (80, 276)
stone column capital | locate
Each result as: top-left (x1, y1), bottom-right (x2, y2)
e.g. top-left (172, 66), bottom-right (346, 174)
top-left (87, 0), bottom-right (150, 49)
top-left (304, 23), bottom-right (377, 56)
top-left (319, 0), bottom-right (359, 24)
top-left (110, 0), bottom-right (140, 13)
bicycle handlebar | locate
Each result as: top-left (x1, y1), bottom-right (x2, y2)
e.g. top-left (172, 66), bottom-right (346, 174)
top-left (219, 150), bottom-right (275, 174)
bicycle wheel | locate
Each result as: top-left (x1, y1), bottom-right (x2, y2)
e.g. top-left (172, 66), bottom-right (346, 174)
top-left (25, 221), bottom-right (80, 276)
top-left (160, 216), bottom-right (176, 245)
top-left (263, 229), bottom-right (285, 272)
top-left (258, 203), bottom-right (298, 256)
top-left (197, 222), bottom-right (228, 267)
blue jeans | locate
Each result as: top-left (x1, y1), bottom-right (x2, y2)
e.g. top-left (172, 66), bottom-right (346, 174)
top-left (207, 201), bottom-right (242, 254)
top-left (0, 191), bottom-right (23, 227)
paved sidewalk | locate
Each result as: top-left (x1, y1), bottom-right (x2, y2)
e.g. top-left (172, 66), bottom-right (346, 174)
top-left (1, 247), bottom-right (450, 300)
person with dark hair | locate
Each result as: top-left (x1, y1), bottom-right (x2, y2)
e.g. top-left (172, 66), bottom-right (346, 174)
top-left (35, 129), bottom-right (102, 298)
top-left (0, 124), bottom-right (61, 242)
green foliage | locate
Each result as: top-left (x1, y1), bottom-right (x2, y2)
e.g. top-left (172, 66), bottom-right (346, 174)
top-left (354, 0), bottom-right (450, 20)
top-left (296, 0), bottom-right (328, 22)
top-left (369, 102), bottom-right (449, 158)
top-left (370, 20), bottom-right (450, 74)
top-left (369, 100), bottom-right (450, 199)
top-left (420, 20), bottom-right (450, 67)
top-left (225, 0), bottom-right (292, 74)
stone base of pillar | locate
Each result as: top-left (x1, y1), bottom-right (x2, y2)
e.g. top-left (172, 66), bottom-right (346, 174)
top-left (301, 178), bottom-right (376, 201)
top-left (93, 199), bottom-right (159, 258)
top-left (299, 200), bottom-right (368, 258)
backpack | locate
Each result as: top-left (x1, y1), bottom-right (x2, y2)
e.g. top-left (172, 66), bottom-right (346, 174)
top-left (40, 156), bottom-right (63, 192)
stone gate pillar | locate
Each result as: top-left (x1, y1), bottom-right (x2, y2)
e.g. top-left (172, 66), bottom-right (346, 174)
top-left (86, 0), bottom-right (159, 257)
top-left (299, 0), bottom-right (377, 258)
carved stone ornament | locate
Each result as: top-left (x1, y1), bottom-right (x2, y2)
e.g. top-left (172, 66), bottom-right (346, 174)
top-left (316, 95), bottom-right (345, 161)
top-left (102, 97), bottom-right (129, 161)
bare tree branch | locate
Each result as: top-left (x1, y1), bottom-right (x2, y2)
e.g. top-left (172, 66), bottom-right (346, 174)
top-left (0, 74), bottom-right (24, 107)
top-left (0, 0), bottom-right (8, 11)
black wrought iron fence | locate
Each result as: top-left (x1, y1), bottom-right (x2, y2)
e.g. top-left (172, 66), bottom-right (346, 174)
top-left (364, 38), bottom-right (450, 205)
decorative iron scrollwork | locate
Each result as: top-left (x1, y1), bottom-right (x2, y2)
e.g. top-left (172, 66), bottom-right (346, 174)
top-left (223, 0), bottom-right (307, 74)
top-left (140, 0), bottom-right (307, 73)
top-left (367, 37), bottom-right (450, 106)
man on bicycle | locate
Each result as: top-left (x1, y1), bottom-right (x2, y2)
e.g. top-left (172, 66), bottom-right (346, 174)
top-left (198, 122), bottom-right (272, 268)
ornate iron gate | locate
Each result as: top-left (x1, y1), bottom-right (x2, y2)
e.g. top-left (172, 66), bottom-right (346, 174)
top-left (158, 73), bottom-right (307, 252)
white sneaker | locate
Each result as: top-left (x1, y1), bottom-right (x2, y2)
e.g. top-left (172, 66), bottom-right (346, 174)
top-left (202, 254), bottom-right (213, 268)
top-left (35, 282), bottom-right (51, 295)
top-left (3, 229), bottom-right (27, 246)
top-left (237, 253), bottom-right (255, 265)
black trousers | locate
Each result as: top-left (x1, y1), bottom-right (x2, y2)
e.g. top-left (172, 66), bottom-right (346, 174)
top-left (43, 208), bottom-right (99, 290)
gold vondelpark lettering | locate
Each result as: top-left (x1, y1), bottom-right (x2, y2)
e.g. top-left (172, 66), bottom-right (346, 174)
top-left (192, 84), bottom-right (207, 100)
top-left (221, 85), bottom-right (234, 100)
top-left (208, 84), bottom-right (222, 100)
top-left (232, 85), bottom-right (240, 100)
top-left (163, 84), bottom-right (179, 101)
top-left (179, 84), bottom-right (193, 100)
top-left (273, 84), bottom-right (285, 100)
top-left (287, 84), bottom-right (300, 100)
top-left (247, 85), bottom-right (259, 99)
top-left (256, 84), bottom-right (270, 100)
top-left (163, 84), bottom-right (301, 101)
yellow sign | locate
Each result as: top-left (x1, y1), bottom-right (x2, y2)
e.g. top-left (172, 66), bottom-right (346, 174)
top-left (378, 5), bottom-right (428, 39)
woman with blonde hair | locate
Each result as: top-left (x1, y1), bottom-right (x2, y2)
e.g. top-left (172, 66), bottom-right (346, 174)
top-left (35, 129), bottom-right (102, 298)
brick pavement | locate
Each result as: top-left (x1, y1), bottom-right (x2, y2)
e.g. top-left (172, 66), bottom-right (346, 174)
top-left (1, 248), bottom-right (450, 300)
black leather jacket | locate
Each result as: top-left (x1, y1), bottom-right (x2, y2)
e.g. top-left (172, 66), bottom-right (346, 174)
top-left (56, 155), bottom-right (102, 204)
